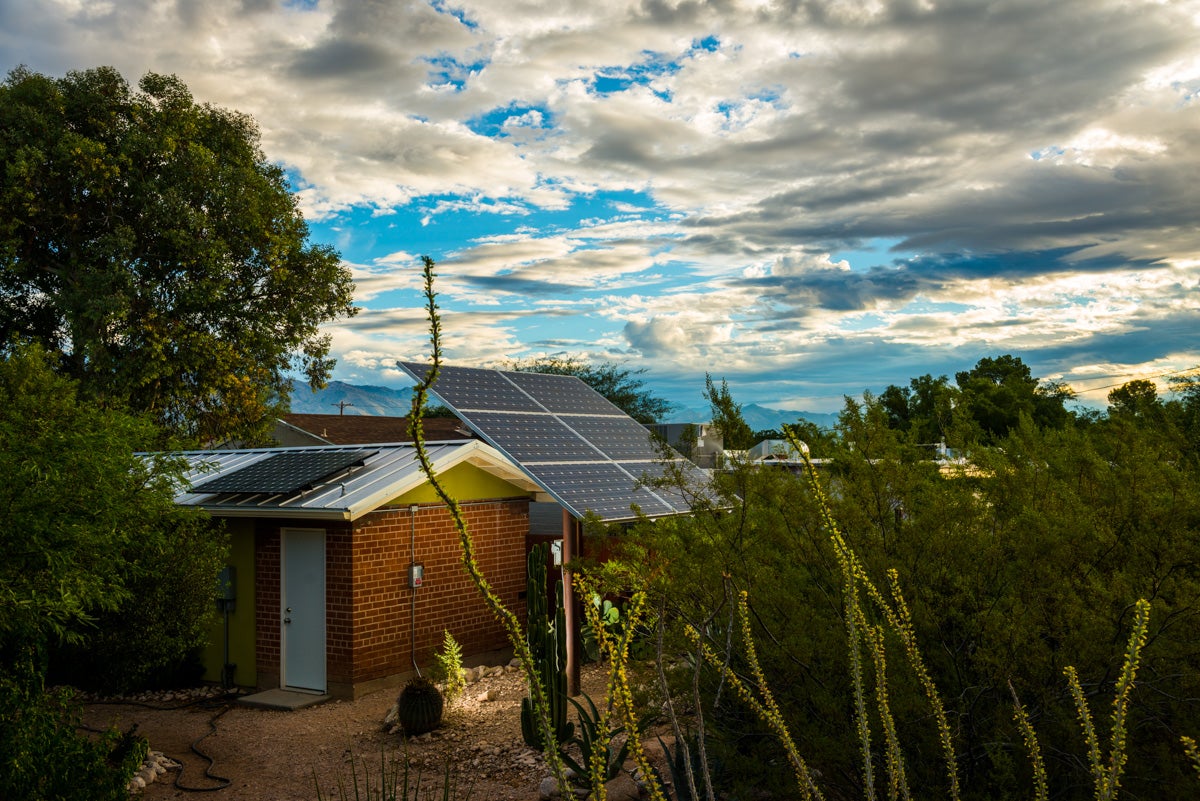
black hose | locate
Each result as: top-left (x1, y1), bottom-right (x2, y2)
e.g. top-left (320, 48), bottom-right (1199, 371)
top-left (84, 692), bottom-right (237, 792)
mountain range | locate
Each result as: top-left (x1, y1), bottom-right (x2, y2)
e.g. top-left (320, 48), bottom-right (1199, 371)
top-left (288, 381), bottom-right (839, 431)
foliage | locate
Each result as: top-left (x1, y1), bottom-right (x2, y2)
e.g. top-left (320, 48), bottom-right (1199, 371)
top-left (703, 373), bottom-right (755, 451)
top-left (0, 343), bottom-right (223, 672)
top-left (406, 257), bottom-right (572, 793)
top-left (0, 651), bottom-right (147, 801)
top-left (510, 355), bottom-right (673, 424)
top-left (954, 354), bottom-right (1075, 443)
top-left (560, 694), bottom-right (630, 790)
top-left (614, 379), bottom-right (1200, 800)
top-left (581, 594), bottom-right (622, 663)
top-left (314, 748), bottom-right (472, 801)
top-left (432, 631), bottom-right (466, 703)
top-left (0, 65), bottom-right (356, 445)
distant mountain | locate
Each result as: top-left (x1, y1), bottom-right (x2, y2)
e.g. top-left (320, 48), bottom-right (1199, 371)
top-left (667, 403), bottom-right (839, 431)
top-left (288, 381), bottom-right (414, 416)
top-left (291, 381), bottom-right (839, 430)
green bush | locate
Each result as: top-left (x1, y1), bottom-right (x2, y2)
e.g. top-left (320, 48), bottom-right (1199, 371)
top-left (617, 397), bottom-right (1200, 801)
top-left (432, 630), bottom-right (466, 703)
top-left (0, 651), bottom-right (147, 801)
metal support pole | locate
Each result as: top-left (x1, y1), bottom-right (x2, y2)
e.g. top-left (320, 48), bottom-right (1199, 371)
top-left (562, 508), bottom-right (580, 696)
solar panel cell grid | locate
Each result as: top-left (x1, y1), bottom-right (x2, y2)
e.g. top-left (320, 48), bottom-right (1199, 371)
top-left (565, 416), bottom-right (665, 461)
top-left (395, 361), bottom-right (709, 522)
top-left (506, 371), bottom-right (625, 415)
top-left (398, 363), bottom-right (540, 412)
top-left (193, 449), bottom-right (375, 495)
top-left (462, 412), bottom-right (601, 462)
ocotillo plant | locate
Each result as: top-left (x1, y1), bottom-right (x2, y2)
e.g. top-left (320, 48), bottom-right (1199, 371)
top-left (520, 543), bottom-right (573, 749)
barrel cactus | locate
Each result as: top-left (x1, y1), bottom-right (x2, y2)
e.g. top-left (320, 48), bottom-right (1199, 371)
top-left (396, 676), bottom-right (444, 736)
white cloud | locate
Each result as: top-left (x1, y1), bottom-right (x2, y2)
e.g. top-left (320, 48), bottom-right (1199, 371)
top-left (3, 0), bottom-right (1199, 408)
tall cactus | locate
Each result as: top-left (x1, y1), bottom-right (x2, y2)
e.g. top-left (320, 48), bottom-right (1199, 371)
top-left (521, 543), bottom-right (574, 750)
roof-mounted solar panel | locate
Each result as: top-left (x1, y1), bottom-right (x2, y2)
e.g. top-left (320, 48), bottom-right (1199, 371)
top-left (396, 362), bottom-right (712, 522)
top-left (192, 449), bottom-right (377, 495)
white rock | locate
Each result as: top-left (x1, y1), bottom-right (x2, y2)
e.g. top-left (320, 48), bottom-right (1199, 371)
top-left (130, 776), bottom-right (146, 790)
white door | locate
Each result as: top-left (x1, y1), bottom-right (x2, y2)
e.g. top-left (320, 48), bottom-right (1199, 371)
top-left (281, 528), bottom-right (326, 692)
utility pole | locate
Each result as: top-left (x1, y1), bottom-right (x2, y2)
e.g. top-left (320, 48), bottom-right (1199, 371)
top-left (332, 401), bottom-right (354, 415)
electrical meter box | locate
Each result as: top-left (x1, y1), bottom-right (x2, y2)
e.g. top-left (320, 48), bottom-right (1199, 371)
top-left (408, 563), bottom-right (424, 589)
top-left (217, 566), bottom-right (236, 612)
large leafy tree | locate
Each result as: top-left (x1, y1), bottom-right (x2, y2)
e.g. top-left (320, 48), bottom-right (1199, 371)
top-left (0, 66), bottom-right (356, 444)
top-left (0, 344), bottom-right (223, 667)
top-left (954, 354), bottom-right (1074, 442)
top-left (510, 355), bottom-right (673, 423)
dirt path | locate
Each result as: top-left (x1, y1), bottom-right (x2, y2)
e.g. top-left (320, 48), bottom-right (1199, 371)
top-left (83, 665), bottom-right (615, 801)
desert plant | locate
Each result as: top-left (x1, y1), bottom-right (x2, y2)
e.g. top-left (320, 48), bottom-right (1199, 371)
top-left (314, 747), bottom-right (472, 801)
top-left (406, 257), bottom-right (571, 794)
top-left (396, 677), bottom-right (444, 736)
top-left (519, 543), bottom-right (573, 750)
top-left (581, 593), bottom-right (622, 663)
top-left (560, 693), bottom-right (629, 791)
top-left (432, 631), bottom-right (466, 703)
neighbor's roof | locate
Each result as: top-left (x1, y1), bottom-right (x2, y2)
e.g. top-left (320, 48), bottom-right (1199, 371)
top-left (276, 413), bottom-right (474, 445)
top-left (169, 440), bottom-right (540, 521)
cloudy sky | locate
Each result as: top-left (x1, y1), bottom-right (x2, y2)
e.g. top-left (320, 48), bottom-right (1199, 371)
top-left (3, 0), bottom-right (1199, 414)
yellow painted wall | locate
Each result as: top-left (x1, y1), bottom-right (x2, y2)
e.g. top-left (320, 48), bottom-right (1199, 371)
top-left (202, 520), bottom-right (256, 687)
top-left (389, 461), bottom-right (533, 505)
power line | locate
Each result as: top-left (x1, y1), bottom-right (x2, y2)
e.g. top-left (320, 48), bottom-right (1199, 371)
top-left (1068, 366), bottom-right (1199, 396)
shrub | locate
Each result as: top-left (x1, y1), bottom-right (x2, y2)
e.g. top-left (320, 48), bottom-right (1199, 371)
top-left (432, 631), bottom-right (466, 703)
top-left (0, 651), bottom-right (147, 801)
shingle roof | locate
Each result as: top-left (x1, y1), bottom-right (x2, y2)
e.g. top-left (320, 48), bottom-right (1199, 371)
top-left (277, 413), bottom-right (474, 445)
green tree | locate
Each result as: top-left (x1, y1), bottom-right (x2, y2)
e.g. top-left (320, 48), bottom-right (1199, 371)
top-left (1107, 379), bottom-right (1163, 422)
top-left (880, 374), bottom-right (960, 445)
top-left (0, 343), bottom-right (224, 673)
top-left (510, 355), bottom-right (673, 423)
top-left (704, 373), bottom-right (755, 451)
top-left (0, 66), bottom-right (356, 445)
top-left (955, 354), bottom-right (1074, 442)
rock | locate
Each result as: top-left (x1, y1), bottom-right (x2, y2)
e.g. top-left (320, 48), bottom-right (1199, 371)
top-left (129, 776), bottom-right (146, 791)
top-left (382, 702), bottom-right (398, 728)
top-left (479, 688), bottom-right (497, 702)
top-left (605, 772), bottom-right (642, 801)
top-left (539, 776), bottom-right (561, 799)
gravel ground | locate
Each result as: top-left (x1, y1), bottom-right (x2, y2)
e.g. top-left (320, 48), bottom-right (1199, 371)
top-left (82, 664), bottom-right (620, 801)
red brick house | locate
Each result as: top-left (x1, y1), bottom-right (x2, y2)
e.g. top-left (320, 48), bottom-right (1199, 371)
top-left (175, 440), bottom-right (546, 699)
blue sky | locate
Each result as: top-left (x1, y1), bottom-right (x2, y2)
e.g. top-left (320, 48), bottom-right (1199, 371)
top-left (3, 0), bottom-right (1199, 414)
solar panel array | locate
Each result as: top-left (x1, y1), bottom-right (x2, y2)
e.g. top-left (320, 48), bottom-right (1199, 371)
top-left (397, 363), bottom-right (711, 522)
top-left (191, 449), bottom-right (377, 496)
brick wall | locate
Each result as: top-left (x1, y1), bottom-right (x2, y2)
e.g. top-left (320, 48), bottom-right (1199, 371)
top-left (250, 498), bottom-right (529, 696)
top-left (348, 498), bottom-right (530, 687)
top-left (254, 525), bottom-right (280, 688)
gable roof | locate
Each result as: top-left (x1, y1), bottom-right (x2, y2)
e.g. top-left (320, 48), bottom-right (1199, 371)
top-left (275, 413), bottom-right (474, 446)
top-left (171, 440), bottom-right (539, 521)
